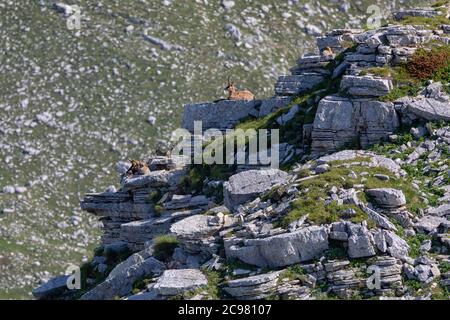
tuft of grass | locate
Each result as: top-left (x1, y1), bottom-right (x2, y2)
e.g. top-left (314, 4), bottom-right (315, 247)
top-left (153, 235), bottom-right (179, 262)
top-left (397, 13), bottom-right (450, 29)
top-left (406, 234), bottom-right (432, 258)
top-left (359, 67), bottom-right (392, 77)
top-left (439, 261), bottom-right (450, 273)
top-left (279, 264), bottom-right (307, 282)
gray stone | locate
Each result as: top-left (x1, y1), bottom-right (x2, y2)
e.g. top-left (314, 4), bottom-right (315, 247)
top-left (366, 188), bottom-right (406, 208)
top-left (170, 214), bottom-right (222, 240)
top-left (427, 204), bottom-right (450, 217)
top-left (393, 9), bottom-right (439, 21)
top-left (81, 249), bottom-right (165, 300)
top-left (405, 97), bottom-right (450, 122)
top-left (414, 215), bottom-right (446, 233)
top-left (153, 269), bottom-right (207, 296)
top-left (225, 226), bottom-right (329, 268)
top-left (223, 169), bottom-right (289, 211)
top-left (384, 230), bottom-right (409, 259)
top-left (362, 205), bottom-right (397, 231)
top-left (32, 275), bottom-right (70, 300)
top-left (311, 96), bottom-right (399, 156)
top-left (347, 224), bottom-right (376, 258)
top-left (275, 74), bottom-right (325, 96)
top-left (341, 75), bottom-right (393, 97)
top-left (181, 100), bottom-right (261, 133)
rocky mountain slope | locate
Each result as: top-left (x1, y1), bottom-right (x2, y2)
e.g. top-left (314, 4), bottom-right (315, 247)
top-left (33, 3), bottom-right (450, 300)
top-left (0, 0), bottom-right (429, 299)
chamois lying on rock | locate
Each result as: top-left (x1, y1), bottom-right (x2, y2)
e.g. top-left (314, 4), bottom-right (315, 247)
top-left (125, 159), bottom-right (150, 176)
top-left (225, 77), bottom-right (255, 101)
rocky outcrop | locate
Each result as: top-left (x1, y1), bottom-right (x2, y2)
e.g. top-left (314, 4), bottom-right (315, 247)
top-left (225, 226), bottom-right (329, 268)
top-left (181, 98), bottom-right (291, 133)
top-left (80, 248), bottom-right (165, 300)
top-left (32, 275), bottom-right (70, 300)
top-left (311, 96), bottom-right (399, 156)
top-left (152, 269), bottom-right (207, 296)
top-left (46, 4), bottom-right (450, 302)
top-left (223, 169), bottom-right (290, 211)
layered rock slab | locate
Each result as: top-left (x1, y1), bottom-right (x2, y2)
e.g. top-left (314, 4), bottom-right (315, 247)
top-left (225, 226), bottom-right (329, 268)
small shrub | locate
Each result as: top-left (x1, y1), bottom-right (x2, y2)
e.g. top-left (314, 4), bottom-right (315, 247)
top-left (153, 235), bottom-right (178, 261)
top-left (149, 189), bottom-right (162, 203)
top-left (153, 204), bottom-right (163, 217)
top-left (407, 45), bottom-right (450, 81)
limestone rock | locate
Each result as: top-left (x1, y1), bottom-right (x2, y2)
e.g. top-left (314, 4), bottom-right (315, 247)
top-left (223, 169), bottom-right (289, 211)
top-left (225, 226), bottom-right (329, 268)
top-left (347, 224), bottom-right (376, 258)
top-left (366, 188), bottom-right (406, 209)
top-left (152, 269), bottom-right (207, 296)
top-left (32, 275), bottom-right (70, 300)
top-left (80, 249), bottom-right (165, 300)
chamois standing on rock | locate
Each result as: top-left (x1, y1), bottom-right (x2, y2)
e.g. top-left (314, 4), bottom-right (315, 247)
top-left (225, 76), bottom-right (255, 101)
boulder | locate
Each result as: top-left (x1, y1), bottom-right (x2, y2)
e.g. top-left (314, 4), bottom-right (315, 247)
top-left (275, 74), bottom-right (325, 96)
top-left (341, 75), bottom-right (393, 97)
top-left (366, 188), bottom-right (406, 209)
top-left (223, 169), bottom-right (289, 211)
top-left (225, 226), bottom-right (329, 268)
top-left (170, 214), bottom-right (222, 240)
top-left (311, 96), bottom-right (399, 156)
top-left (414, 215), bottom-right (447, 233)
top-left (152, 269), bottom-right (207, 296)
top-left (80, 249), bottom-right (165, 300)
top-left (223, 271), bottom-right (282, 299)
top-left (32, 275), bottom-right (70, 300)
top-left (384, 230), bottom-right (409, 259)
top-left (405, 97), bottom-right (450, 122)
top-left (347, 224), bottom-right (376, 258)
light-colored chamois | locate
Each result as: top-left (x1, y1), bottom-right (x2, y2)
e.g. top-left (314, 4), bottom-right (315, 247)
top-left (225, 76), bottom-right (255, 101)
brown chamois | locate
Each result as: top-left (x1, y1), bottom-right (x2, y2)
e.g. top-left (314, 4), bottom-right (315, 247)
top-left (322, 46), bottom-right (334, 58)
top-left (126, 159), bottom-right (150, 176)
top-left (225, 76), bottom-right (255, 101)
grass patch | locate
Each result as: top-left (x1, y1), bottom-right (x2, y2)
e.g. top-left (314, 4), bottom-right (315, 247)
top-left (359, 67), bottom-right (392, 77)
top-left (439, 261), bottom-right (450, 273)
top-left (279, 264), bottom-right (306, 282)
top-left (277, 159), bottom-right (426, 228)
top-left (153, 235), bottom-right (179, 262)
top-left (406, 234), bottom-right (432, 258)
top-left (397, 14), bottom-right (450, 29)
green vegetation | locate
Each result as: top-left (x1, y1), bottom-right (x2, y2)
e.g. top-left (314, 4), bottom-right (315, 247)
top-left (153, 204), bottom-right (164, 217)
top-left (397, 14), bottom-right (450, 29)
top-left (132, 275), bottom-right (155, 294)
top-left (359, 67), bottom-right (392, 78)
top-left (407, 44), bottom-right (450, 81)
top-left (379, 43), bottom-right (450, 101)
top-left (279, 264), bottom-right (306, 282)
top-left (325, 245), bottom-right (348, 260)
top-left (276, 156), bottom-right (429, 228)
top-left (439, 261), bottom-right (450, 273)
top-left (379, 66), bottom-right (422, 102)
top-left (149, 189), bottom-right (163, 203)
top-left (153, 235), bottom-right (179, 262)
top-left (406, 234), bottom-right (432, 258)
